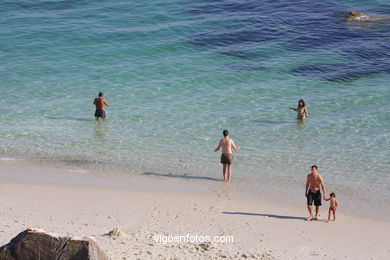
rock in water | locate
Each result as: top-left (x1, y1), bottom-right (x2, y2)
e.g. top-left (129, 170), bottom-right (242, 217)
top-left (0, 229), bottom-right (107, 260)
top-left (347, 11), bottom-right (390, 21)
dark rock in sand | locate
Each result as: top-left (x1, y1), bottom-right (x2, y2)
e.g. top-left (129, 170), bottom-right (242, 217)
top-left (0, 230), bottom-right (107, 260)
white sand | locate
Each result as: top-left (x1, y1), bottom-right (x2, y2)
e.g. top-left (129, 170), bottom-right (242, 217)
top-left (0, 161), bottom-right (389, 259)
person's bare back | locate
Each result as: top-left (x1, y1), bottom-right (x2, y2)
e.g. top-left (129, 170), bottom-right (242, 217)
top-left (93, 97), bottom-right (109, 111)
top-left (219, 137), bottom-right (235, 155)
top-left (93, 92), bottom-right (110, 120)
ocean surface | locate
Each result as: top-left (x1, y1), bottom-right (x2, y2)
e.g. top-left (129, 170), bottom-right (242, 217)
top-left (1, 0), bottom-right (389, 218)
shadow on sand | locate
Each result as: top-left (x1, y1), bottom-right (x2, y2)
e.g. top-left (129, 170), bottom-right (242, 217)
top-left (143, 172), bottom-right (222, 182)
top-left (222, 211), bottom-right (307, 221)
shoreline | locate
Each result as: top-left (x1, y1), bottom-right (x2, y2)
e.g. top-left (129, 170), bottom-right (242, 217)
top-left (1, 157), bottom-right (389, 222)
top-left (1, 160), bottom-right (390, 259)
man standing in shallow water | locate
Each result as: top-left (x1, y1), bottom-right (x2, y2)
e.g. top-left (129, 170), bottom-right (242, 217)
top-left (214, 130), bottom-right (240, 182)
top-left (305, 165), bottom-right (327, 221)
top-left (93, 92), bottom-right (109, 121)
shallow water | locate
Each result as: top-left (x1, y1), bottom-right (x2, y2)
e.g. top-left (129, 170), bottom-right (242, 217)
top-left (1, 0), bottom-right (389, 218)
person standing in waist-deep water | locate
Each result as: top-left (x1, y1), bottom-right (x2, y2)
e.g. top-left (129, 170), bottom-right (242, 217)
top-left (214, 130), bottom-right (240, 182)
top-left (290, 99), bottom-right (309, 121)
top-left (93, 92), bottom-right (110, 121)
top-left (305, 165), bottom-right (327, 221)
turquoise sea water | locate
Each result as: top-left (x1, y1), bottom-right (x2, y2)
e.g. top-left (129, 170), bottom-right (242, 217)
top-left (1, 1), bottom-right (390, 217)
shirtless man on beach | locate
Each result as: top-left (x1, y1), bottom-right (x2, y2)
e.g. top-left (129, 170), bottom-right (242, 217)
top-left (305, 165), bottom-right (326, 221)
top-left (93, 92), bottom-right (109, 120)
top-left (214, 130), bottom-right (240, 182)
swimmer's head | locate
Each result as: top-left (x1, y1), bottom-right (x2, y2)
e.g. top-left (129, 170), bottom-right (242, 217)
top-left (311, 165), bottom-right (318, 173)
top-left (98, 92), bottom-right (104, 97)
top-left (298, 99), bottom-right (306, 107)
top-left (223, 130), bottom-right (229, 137)
top-left (330, 192), bottom-right (336, 198)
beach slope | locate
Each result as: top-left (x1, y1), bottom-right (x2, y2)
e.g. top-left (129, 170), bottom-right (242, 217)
top-left (0, 163), bottom-right (389, 259)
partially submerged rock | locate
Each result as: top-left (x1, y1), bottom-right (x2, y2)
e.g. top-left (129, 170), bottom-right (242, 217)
top-left (0, 229), bottom-right (107, 260)
top-left (347, 11), bottom-right (390, 21)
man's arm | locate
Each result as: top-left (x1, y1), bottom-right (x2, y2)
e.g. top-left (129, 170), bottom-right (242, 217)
top-left (104, 99), bottom-right (110, 106)
top-left (231, 140), bottom-right (240, 151)
top-left (305, 176), bottom-right (309, 197)
top-left (320, 176), bottom-right (326, 200)
top-left (214, 140), bottom-right (222, 152)
top-left (93, 98), bottom-right (97, 105)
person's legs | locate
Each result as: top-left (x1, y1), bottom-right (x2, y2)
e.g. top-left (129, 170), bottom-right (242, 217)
top-left (314, 206), bottom-right (320, 219)
top-left (327, 208), bottom-right (331, 222)
top-left (332, 209), bottom-right (336, 221)
top-left (306, 205), bottom-right (313, 220)
top-left (306, 193), bottom-right (313, 220)
top-left (222, 163), bottom-right (227, 181)
top-left (312, 191), bottom-right (321, 220)
top-left (227, 164), bottom-right (232, 182)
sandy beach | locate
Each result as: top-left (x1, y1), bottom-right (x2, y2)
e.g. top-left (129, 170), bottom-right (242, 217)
top-left (2, 0), bottom-right (390, 259)
top-left (1, 160), bottom-right (389, 260)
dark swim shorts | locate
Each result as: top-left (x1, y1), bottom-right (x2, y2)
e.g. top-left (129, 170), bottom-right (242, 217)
top-left (307, 190), bottom-right (322, 206)
top-left (95, 110), bottom-right (106, 118)
top-left (220, 154), bottom-right (233, 165)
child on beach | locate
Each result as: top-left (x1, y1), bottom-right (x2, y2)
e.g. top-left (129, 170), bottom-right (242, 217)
top-left (325, 192), bottom-right (338, 222)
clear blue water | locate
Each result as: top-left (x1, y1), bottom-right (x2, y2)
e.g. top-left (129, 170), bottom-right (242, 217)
top-left (1, 0), bottom-right (389, 216)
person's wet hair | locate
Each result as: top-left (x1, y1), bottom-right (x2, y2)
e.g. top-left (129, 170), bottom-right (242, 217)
top-left (98, 92), bottom-right (104, 97)
top-left (298, 99), bottom-right (305, 108)
top-left (223, 130), bottom-right (229, 137)
top-left (311, 165), bottom-right (318, 170)
top-left (330, 192), bottom-right (336, 198)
